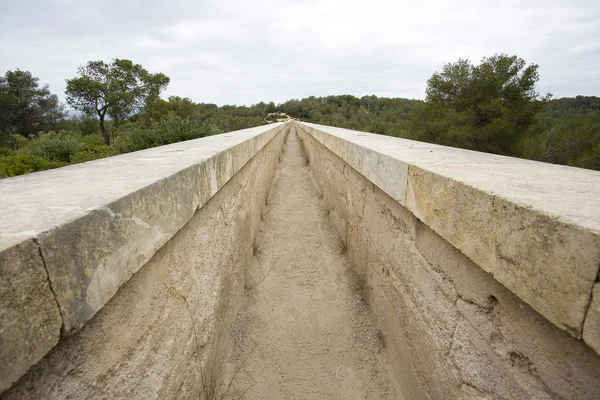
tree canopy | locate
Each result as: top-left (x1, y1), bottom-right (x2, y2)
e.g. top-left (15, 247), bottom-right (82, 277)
top-left (0, 69), bottom-right (65, 146)
top-left (1, 54), bottom-right (599, 178)
top-left (417, 54), bottom-right (549, 154)
top-left (65, 59), bottom-right (169, 145)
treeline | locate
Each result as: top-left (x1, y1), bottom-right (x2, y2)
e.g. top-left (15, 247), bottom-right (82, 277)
top-left (1, 54), bottom-right (599, 178)
top-left (279, 55), bottom-right (599, 170)
top-left (0, 62), bottom-right (278, 178)
top-left (0, 100), bottom-right (275, 178)
top-left (278, 95), bottom-right (420, 137)
top-left (519, 96), bottom-right (600, 168)
top-left (279, 94), bottom-right (600, 169)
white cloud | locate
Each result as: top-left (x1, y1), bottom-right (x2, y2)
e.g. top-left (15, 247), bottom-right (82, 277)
top-left (1, 0), bottom-right (599, 105)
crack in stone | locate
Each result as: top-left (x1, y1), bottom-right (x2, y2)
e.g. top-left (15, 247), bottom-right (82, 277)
top-left (456, 293), bottom-right (499, 314)
top-left (581, 263), bottom-right (600, 337)
top-left (33, 237), bottom-right (66, 336)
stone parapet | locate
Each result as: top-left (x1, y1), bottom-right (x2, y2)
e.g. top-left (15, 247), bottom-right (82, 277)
top-left (0, 122), bottom-right (287, 393)
top-left (295, 121), bottom-right (600, 354)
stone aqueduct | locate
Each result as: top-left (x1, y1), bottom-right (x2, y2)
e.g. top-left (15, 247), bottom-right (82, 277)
top-left (1, 121), bottom-right (599, 398)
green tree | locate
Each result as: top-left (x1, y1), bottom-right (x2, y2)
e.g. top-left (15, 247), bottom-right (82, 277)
top-left (518, 97), bottom-right (600, 169)
top-left (419, 54), bottom-right (548, 154)
top-left (145, 96), bottom-right (198, 122)
top-left (38, 94), bottom-right (66, 131)
top-left (0, 69), bottom-right (66, 146)
top-left (65, 59), bottom-right (170, 145)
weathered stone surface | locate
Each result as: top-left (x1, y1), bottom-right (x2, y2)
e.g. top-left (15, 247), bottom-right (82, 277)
top-left (38, 165), bottom-right (200, 333)
top-left (295, 122), bottom-right (600, 399)
top-left (2, 125), bottom-right (287, 399)
top-left (3, 119), bottom-right (599, 399)
top-left (0, 240), bottom-right (61, 392)
top-left (406, 164), bottom-right (600, 337)
top-left (298, 127), bottom-right (464, 398)
top-left (295, 121), bottom-right (600, 345)
top-left (584, 284), bottom-right (600, 353)
top-left (0, 123), bottom-right (286, 393)
top-left (301, 123), bottom-right (410, 203)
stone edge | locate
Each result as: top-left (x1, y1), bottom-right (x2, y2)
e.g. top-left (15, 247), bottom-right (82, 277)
top-left (0, 122), bottom-right (289, 393)
top-left (294, 121), bottom-right (600, 355)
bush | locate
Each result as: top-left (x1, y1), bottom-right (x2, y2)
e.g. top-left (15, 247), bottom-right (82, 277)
top-left (70, 142), bottom-right (114, 164)
top-left (24, 131), bottom-right (85, 162)
top-left (0, 153), bottom-right (66, 178)
top-left (518, 118), bottom-right (600, 169)
top-left (13, 134), bottom-right (29, 150)
top-left (0, 112), bottom-right (236, 179)
top-left (114, 113), bottom-right (220, 153)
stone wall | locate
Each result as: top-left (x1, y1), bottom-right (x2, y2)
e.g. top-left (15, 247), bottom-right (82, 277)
top-left (295, 121), bottom-right (600, 399)
top-left (2, 119), bottom-right (599, 399)
top-left (0, 123), bottom-right (289, 398)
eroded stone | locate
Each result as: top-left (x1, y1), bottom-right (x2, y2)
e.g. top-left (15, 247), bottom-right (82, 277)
top-left (584, 284), bottom-right (600, 354)
top-left (0, 240), bottom-right (61, 392)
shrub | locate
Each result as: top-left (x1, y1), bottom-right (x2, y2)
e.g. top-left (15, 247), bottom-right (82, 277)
top-left (13, 134), bottom-right (29, 150)
top-left (24, 131), bottom-right (85, 162)
top-left (0, 153), bottom-right (66, 178)
top-left (114, 113), bottom-right (220, 153)
top-left (70, 142), bottom-right (114, 164)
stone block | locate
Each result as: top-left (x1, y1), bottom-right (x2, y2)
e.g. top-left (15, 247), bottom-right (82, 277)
top-left (296, 121), bottom-right (600, 348)
top-left (583, 284), bottom-right (600, 354)
top-left (0, 123), bottom-right (288, 393)
top-left (406, 164), bottom-right (600, 337)
top-left (0, 240), bottom-right (62, 392)
top-left (38, 165), bottom-right (200, 332)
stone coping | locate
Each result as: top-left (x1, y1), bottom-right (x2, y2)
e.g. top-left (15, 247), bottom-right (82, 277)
top-left (295, 121), bottom-right (600, 354)
top-left (0, 122), bottom-right (287, 392)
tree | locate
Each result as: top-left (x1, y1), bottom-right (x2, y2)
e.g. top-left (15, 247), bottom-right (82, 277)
top-left (518, 96), bottom-right (600, 169)
top-left (419, 54), bottom-right (549, 154)
top-left (0, 69), bottom-right (66, 147)
top-left (39, 94), bottom-right (67, 131)
top-left (145, 96), bottom-right (198, 122)
top-left (65, 59), bottom-right (170, 145)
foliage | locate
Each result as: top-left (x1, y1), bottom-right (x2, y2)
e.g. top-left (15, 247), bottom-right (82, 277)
top-left (144, 97), bottom-right (270, 132)
top-left (70, 142), bottom-right (114, 164)
top-left (23, 130), bottom-right (86, 162)
top-left (276, 91), bottom-right (599, 170)
top-left (277, 95), bottom-right (421, 137)
top-left (65, 59), bottom-right (170, 145)
top-left (274, 56), bottom-right (598, 170)
top-left (518, 96), bottom-right (600, 169)
top-left (2, 54), bottom-right (599, 178)
top-left (415, 54), bottom-right (548, 154)
top-left (12, 134), bottom-right (29, 150)
top-left (0, 100), bottom-right (261, 177)
top-left (0, 69), bottom-right (66, 146)
top-left (0, 153), bottom-right (66, 178)
top-left (54, 115), bottom-right (103, 135)
top-left (113, 112), bottom-right (220, 153)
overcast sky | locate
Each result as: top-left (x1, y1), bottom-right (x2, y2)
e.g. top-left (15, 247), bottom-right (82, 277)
top-left (1, 0), bottom-right (599, 106)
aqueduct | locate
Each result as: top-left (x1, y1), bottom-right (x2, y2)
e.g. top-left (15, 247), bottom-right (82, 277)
top-left (1, 121), bottom-right (599, 398)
